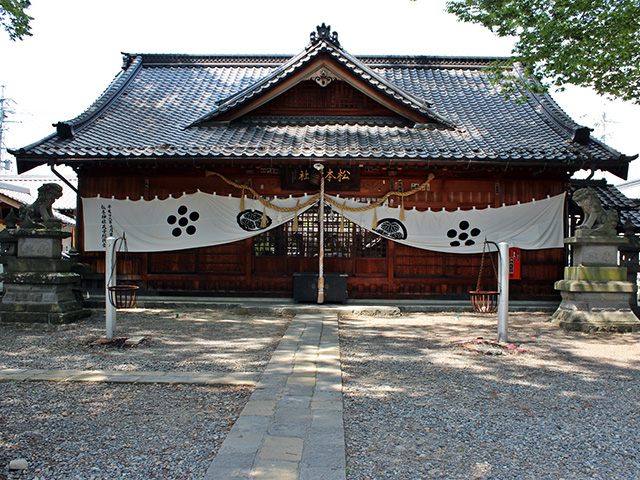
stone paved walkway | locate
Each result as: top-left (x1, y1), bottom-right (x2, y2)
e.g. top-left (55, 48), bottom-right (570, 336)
top-left (205, 312), bottom-right (346, 480)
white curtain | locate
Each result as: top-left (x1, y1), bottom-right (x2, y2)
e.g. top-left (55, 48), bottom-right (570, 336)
top-left (83, 191), bottom-right (565, 254)
top-left (326, 193), bottom-right (565, 253)
top-left (82, 192), bottom-right (317, 252)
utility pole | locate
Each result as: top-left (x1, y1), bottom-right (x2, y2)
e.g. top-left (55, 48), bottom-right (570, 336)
top-left (593, 112), bottom-right (619, 144)
top-left (0, 85), bottom-right (18, 173)
top-left (581, 111), bottom-right (619, 145)
top-left (0, 86), bottom-right (6, 171)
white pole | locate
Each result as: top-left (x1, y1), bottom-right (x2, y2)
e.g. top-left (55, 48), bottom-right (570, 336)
top-left (497, 241), bottom-right (509, 342)
top-left (315, 164), bottom-right (325, 304)
top-left (105, 236), bottom-right (117, 339)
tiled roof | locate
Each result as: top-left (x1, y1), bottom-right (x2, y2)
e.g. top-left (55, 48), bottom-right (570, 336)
top-left (0, 182), bottom-right (33, 206)
top-left (0, 173), bottom-right (77, 215)
top-left (616, 178), bottom-right (640, 200)
top-left (12, 26), bottom-right (635, 178)
top-left (187, 36), bottom-right (454, 128)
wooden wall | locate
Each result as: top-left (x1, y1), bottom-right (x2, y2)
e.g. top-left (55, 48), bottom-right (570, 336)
top-left (77, 162), bottom-right (566, 300)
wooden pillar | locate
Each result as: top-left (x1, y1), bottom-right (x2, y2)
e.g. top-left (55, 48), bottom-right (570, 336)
top-left (388, 239), bottom-right (396, 293)
top-left (245, 238), bottom-right (253, 286)
top-left (141, 253), bottom-right (149, 290)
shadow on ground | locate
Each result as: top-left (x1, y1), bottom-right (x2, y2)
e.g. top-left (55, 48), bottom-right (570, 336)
top-left (341, 312), bottom-right (640, 480)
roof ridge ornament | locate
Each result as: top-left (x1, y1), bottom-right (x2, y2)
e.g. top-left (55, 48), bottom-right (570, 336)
top-left (309, 23), bottom-right (340, 48)
top-left (310, 68), bottom-right (337, 87)
top-left (122, 54), bottom-right (134, 70)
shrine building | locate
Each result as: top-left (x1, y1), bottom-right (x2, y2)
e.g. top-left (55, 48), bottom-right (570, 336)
top-left (11, 24), bottom-right (637, 301)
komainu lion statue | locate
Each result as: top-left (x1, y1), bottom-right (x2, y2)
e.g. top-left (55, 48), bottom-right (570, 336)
top-left (19, 183), bottom-right (64, 229)
top-left (573, 187), bottom-right (618, 237)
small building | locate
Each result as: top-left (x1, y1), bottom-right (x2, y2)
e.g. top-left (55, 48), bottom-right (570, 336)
top-left (10, 25), bottom-right (637, 300)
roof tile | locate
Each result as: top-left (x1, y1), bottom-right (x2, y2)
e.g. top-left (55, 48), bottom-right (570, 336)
top-left (14, 40), bottom-right (633, 177)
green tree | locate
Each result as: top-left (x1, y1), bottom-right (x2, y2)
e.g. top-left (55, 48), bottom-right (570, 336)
top-left (446, 0), bottom-right (640, 102)
top-left (1, 0), bottom-right (32, 40)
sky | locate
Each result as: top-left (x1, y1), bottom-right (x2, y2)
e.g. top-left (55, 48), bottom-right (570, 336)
top-left (1, 0), bottom-right (639, 183)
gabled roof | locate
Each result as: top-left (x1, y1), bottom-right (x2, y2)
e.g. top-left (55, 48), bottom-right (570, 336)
top-left (187, 23), bottom-right (454, 128)
top-left (11, 24), bottom-right (636, 179)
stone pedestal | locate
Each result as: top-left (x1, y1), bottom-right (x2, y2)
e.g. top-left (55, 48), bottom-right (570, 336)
top-left (551, 236), bottom-right (640, 332)
top-left (619, 224), bottom-right (640, 306)
top-left (0, 226), bottom-right (91, 324)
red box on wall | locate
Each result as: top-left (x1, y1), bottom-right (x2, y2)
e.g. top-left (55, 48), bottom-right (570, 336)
top-left (509, 248), bottom-right (521, 280)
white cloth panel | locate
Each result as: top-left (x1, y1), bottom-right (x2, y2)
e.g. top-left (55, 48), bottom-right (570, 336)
top-left (82, 192), bottom-right (317, 252)
top-left (327, 193), bottom-right (566, 253)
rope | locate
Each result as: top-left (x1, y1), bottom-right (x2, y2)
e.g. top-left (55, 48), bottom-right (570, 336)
top-left (323, 174), bottom-right (435, 213)
top-left (476, 240), bottom-right (499, 292)
top-left (475, 242), bottom-right (487, 292)
top-left (206, 170), bottom-right (435, 214)
top-left (205, 171), bottom-right (320, 212)
top-left (107, 234), bottom-right (129, 307)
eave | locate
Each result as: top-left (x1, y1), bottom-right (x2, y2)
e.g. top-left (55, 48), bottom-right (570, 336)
top-left (14, 153), bottom-right (596, 174)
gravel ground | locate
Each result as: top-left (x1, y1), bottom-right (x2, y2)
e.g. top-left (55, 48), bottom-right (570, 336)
top-left (341, 312), bottom-right (640, 480)
top-left (0, 308), bottom-right (291, 374)
top-left (1, 382), bottom-right (249, 480)
top-left (3, 308), bottom-right (640, 479)
top-left (0, 308), bottom-right (291, 480)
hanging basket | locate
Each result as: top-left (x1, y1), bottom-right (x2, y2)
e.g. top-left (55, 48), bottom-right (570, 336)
top-left (108, 285), bottom-right (139, 309)
top-left (470, 240), bottom-right (500, 313)
top-left (469, 290), bottom-right (500, 313)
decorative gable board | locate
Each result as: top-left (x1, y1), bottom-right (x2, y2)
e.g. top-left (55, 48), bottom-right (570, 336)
top-left (199, 53), bottom-right (439, 126)
top-left (246, 80), bottom-right (403, 118)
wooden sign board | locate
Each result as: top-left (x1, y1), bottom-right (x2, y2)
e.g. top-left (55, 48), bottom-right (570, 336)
top-left (281, 166), bottom-right (360, 191)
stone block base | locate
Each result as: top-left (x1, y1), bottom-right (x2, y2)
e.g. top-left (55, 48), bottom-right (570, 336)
top-left (0, 283), bottom-right (91, 324)
top-left (0, 308), bottom-right (92, 325)
top-left (551, 303), bottom-right (640, 333)
top-left (551, 242), bottom-right (640, 333)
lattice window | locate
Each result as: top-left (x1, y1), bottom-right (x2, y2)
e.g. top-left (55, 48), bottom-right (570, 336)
top-left (355, 229), bottom-right (387, 258)
top-left (254, 229), bottom-right (280, 257)
top-left (253, 206), bottom-right (386, 258)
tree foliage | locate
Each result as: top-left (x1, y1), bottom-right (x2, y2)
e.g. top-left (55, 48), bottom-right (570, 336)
top-left (446, 0), bottom-right (640, 102)
top-left (1, 0), bottom-right (32, 40)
